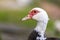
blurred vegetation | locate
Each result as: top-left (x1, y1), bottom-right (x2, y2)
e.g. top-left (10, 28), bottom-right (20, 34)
top-left (0, 8), bottom-right (37, 27)
top-left (0, 0), bottom-right (60, 40)
top-left (0, 7), bottom-right (58, 37)
top-left (43, 0), bottom-right (60, 7)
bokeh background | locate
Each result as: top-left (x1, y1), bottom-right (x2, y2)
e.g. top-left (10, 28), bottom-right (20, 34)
top-left (0, 0), bottom-right (60, 40)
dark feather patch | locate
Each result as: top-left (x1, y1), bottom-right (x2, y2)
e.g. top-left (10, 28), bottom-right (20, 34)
top-left (28, 30), bottom-right (60, 40)
top-left (28, 30), bottom-right (38, 40)
top-left (28, 30), bottom-right (46, 40)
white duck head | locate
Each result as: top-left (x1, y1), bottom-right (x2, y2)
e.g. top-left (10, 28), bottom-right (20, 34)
top-left (22, 7), bottom-right (49, 33)
top-left (22, 7), bottom-right (49, 40)
top-left (22, 7), bottom-right (49, 22)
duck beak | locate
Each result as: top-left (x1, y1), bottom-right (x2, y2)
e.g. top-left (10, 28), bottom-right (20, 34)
top-left (22, 15), bottom-right (31, 21)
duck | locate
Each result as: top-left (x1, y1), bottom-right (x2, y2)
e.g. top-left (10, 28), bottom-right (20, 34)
top-left (21, 7), bottom-right (60, 40)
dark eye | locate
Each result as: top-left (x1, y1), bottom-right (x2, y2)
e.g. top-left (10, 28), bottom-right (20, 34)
top-left (29, 10), bottom-right (39, 17)
top-left (34, 10), bottom-right (36, 13)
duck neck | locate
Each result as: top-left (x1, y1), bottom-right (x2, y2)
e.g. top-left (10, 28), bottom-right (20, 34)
top-left (34, 21), bottom-right (48, 40)
top-left (34, 21), bottom-right (48, 33)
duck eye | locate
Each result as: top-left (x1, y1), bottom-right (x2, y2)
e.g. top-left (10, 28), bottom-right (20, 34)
top-left (28, 10), bottom-right (39, 17)
top-left (34, 10), bottom-right (36, 13)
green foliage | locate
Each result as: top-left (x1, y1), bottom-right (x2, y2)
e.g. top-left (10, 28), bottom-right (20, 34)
top-left (0, 5), bottom-right (59, 37)
top-left (0, 7), bottom-right (37, 28)
top-left (47, 20), bottom-right (54, 31)
top-left (46, 0), bottom-right (60, 6)
top-left (0, 32), bottom-right (2, 40)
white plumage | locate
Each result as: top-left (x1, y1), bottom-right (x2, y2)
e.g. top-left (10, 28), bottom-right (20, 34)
top-left (22, 7), bottom-right (49, 40)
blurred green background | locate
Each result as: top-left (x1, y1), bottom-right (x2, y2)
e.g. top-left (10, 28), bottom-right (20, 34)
top-left (0, 0), bottom-right (60, 40)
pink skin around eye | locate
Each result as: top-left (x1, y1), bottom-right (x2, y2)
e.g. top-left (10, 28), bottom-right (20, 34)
top-left (28, 10), bottom-right (39, 18)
